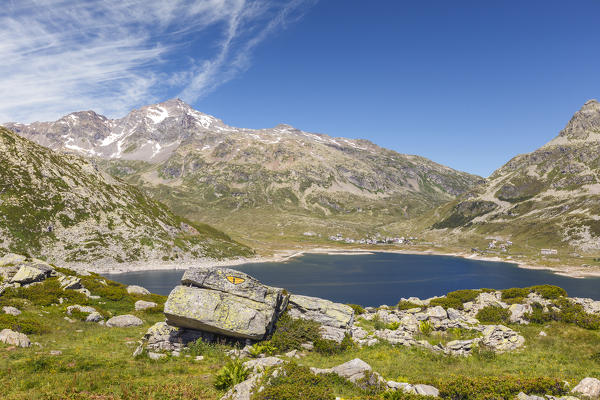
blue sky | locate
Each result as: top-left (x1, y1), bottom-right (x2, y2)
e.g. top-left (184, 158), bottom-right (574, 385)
top-left (1, 1), bottom-right (599, 176)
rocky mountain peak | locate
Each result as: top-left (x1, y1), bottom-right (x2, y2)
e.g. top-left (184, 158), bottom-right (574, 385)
top-left (558, 99), bottom-right (600, 139)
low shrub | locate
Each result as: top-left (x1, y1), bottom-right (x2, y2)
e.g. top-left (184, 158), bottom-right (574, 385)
top-left (475, 305), bottom-right (510, 324)
top-left (269, 312), bottom-right (320, 352)
top-left (419, 321), bottom-right (433, 336)
top-left (387, 321), bottom-right (400, 330)
top-left (446, 289), bottom-right (480, 303)
top-left (434, 376), bottom-right (567, 400)
top-left (528, 285), bottom-right (567, 299)
top-left (187, 339), bottom-right (226, 360)
top-left (501, 287), bottom-right (529, 300)
top-left (249, 341), bottom-right (278, 357)
top-left (251, 362), bottom-right (335, 400)
top-left (397, 301), bottom-right (422, 310)
top-left (428, 297), bottom-right (463, 310)
top-left (372, 315), bottom-right (387, 331)
top-left (525, 303), bottom-right (554, 324)
top-left (2, 278), bottom-right (88, 306)
top-left (380, 390), bottom-right (432, 399)
top-left (591, 352), bottom-right (600, 363)
top-left (314, 333), bottom-right (354, 355)
top-left (214, 360), bottom-right (250, 391)
top-left (347, 304), bottom-right (366, 315)
top-left (0, 314), bottom-right (47, 334)
top-left (79, 276), bottom-right (128, 301)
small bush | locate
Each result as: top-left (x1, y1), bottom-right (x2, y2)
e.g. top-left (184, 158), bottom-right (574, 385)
top-left (314, 333), bottom-right (354, 355)
top-left (381, 390), bottom-right (432, 399)
top-left (528, 285), bottom-right (567, 299)
top-left (251, 362), bottom-right (335, 400)
top-left (269, 312), bottom-right (320, 352)
top-left (214, 360), bottom-right (250, 391)
top-left (397, 301), bottom-right (422, 310)
top-left (187, 339), bottom-right (226, 360)
top-left (419, 321), bottom-right (433, 336)
top-left (434, 376), bottom-right (567, 400)
top-left (2, 278), bottom-right (88, 306)
top-left (475, 305), bottom-right (510, 324)
top-left (0, 314), bottom-right (47, 334)
top-left (249, 341), bottom-right (278, 357)
top-left (79, 276), bottom-right (128, 301)
top-left (428, 297), bottom-right (463, 310)
top-left (591, 352), bottom-right (600, 363)
top-left (371, 315), bottom-right (387, 331)
top-left (387, 321), bottom-right (400, 330)
top-left (501, 287), bottom-right (529, 300)
top-left (525, 303), bottom-right (554, 324)
top-left (347, 303), bottom-right (366, 315)
top-left (446, 289), bottom-right (480, 303)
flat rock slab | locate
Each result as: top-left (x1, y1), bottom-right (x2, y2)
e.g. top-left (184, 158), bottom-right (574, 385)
top-left (164, 285), bottom-right (278, 340)
top-left (10, 264), bottom-right (52, 284)
top-left (331, 358), bottom-right (372, 382)
top-left (181, 267), bottom-right (288, 310)
top-left (106, 315), bottom-right (144, 327)
top-left (288, 294), bottom-right (354, 329)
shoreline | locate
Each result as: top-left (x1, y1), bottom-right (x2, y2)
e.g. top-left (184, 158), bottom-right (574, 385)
top-left (73, 246), bottom-right (600, 280)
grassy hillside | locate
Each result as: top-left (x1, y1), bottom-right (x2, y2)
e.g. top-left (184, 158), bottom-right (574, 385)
top-left (0, 126), bottom-right (252, 263)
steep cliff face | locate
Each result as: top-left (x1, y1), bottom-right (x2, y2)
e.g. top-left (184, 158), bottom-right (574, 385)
top-left (431, 100), bottom-right (600, 252)
top-left (5, 99), bottom-right (481, 239)
top-left (0, 126), bottom-right (251, 263)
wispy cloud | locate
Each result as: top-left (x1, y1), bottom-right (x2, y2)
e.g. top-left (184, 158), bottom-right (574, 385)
top-left (0, 0), bottom-right (316, 123)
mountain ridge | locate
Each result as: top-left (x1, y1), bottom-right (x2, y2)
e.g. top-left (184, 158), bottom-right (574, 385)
top-left (5, 99), bottom-right (482, 241)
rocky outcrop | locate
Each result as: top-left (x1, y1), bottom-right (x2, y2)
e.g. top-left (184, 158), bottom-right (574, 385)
top-left (164, 267), bottom-right (289, 340)
top-left (2, 306), bottom-right (21, 316)
top-left (288, 294), bottom-right (354, 342)
top-left (0, 329), bottom-right (31, 347)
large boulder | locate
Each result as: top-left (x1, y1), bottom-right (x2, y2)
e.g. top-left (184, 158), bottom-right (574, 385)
top-left (127, 285), bottom-right (150, 295)
top-left (0, 329), bottom-right (30, 347)
top-left (164, 267), bottom-right (289, 340)
top-left (288, 294), bottom-right (354, 329)
top-left (481, 325), bottom-right (525, 352)
top-left (572, 377), bottom-right (600, 398)
top-left (135, 300), bottom-right (158, 311)
top-left (164, 285), bottom-right (280, 340)
top-left (331, 358), bottom-right (372, 383)
top-left (10, 263), bottom-right (53, 285)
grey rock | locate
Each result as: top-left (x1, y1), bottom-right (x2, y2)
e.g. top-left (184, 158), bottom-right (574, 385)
top-left (320, 325), bottom-right (347, 343)
top-left (331, 358), bottom-right (372, 382)
top-left (414, 384), bottom-right (440, 397)
top-left (49, 350), bottom-right (62, 356)
top-left (182, 267), bottom-right (288, 311)
top-left (481, 325), bottom-right (525, 353)
top-left (0, 329), bottom-right (31, 347)
top-left (509, 303), bottom-right (531, 323)
top-left (127, 285), bottom-right (150, 295)
top-left (427, 306), bottom-right (447, 320)
top-left (242, 356), bottom-right (283, 373)
top-left (164, 285), bottom-right (280, 340)
top-left (288, 294), bottom-right (354, 329)
top-left (86, 312), bottom-right (103, 323)
top-left (446, 308), bottom-right (462, 320)
top-left (148, 352), bottom-right (166, 360)
top-left (220, 371), bottom-right (264, 400)
top-left (58, 275), bottom-right (82, 290)
top-left (515, 393), bottom-right (544, 400)
top-left (10, 264), bottom-right (52, 284)
top-left (106, 315), bottom-right (144, 327)
top-left (135, 300), bottom-right (158, 311)
top-left (66, 305), bottom-right (97, 316)
top-left (2, 306), bottom-right (21, 316)
top-left (572, 377), bottom-right (600, 398)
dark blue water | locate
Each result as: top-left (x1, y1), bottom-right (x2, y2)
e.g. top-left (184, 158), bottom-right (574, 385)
top-left (105, 253), bottom-right (600, 307)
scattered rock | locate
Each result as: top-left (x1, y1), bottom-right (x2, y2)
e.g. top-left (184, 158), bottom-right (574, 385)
top-left (427, 306), bottom-right (447, 321)
top-left (195, 355), bottom-right (204, 361)
top-left (10, 264), bottom-right (52, 285)
top-left (58, 275), bottom-right (82, 290)
top-left (148, 352), bottom-right (166, 360)
top-left (220, 371), bottom-right (265, 400)
top-left (539, 331), bottom-right (547, 337)
top-left (86, 312), bottom-right (104, 323)
top-left (331, 358), bottom-right (372, 383)
top-left (288, 294), bottom-right (354, 329)
top-left (414, 384), bottom-right (440, 397)
top-left (66, 305), bottom-right (97, 316)
top-left (106, 315), bottom-right (144, 328)
top-left (127, 285), bottom-right (150, 295)
top-left (509, 303), bottom-right (532, 323)
top-left (572, 377), bottom-right (600, 398)
top-left (49, 350), bottom-right (62, 356)
top-left (0, 329), bottom-right (31, 347)
top-left (135, 300), bottom-right (158, 311)
top-left (143, 321), bottom-right (207, 352)
top-left (242, 356), bottom-right (284, 373)
top-left (481, 325), bottom-right (525, 353)
top-left (2, 306), bottom-right (21, 316)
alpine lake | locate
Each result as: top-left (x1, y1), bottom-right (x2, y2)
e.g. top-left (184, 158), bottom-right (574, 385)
top-left (104, 253), bottom-right (600, 306)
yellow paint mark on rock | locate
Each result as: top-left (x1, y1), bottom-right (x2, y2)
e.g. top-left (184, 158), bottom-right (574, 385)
top-left (227, 276), bottom-right (245, 285)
